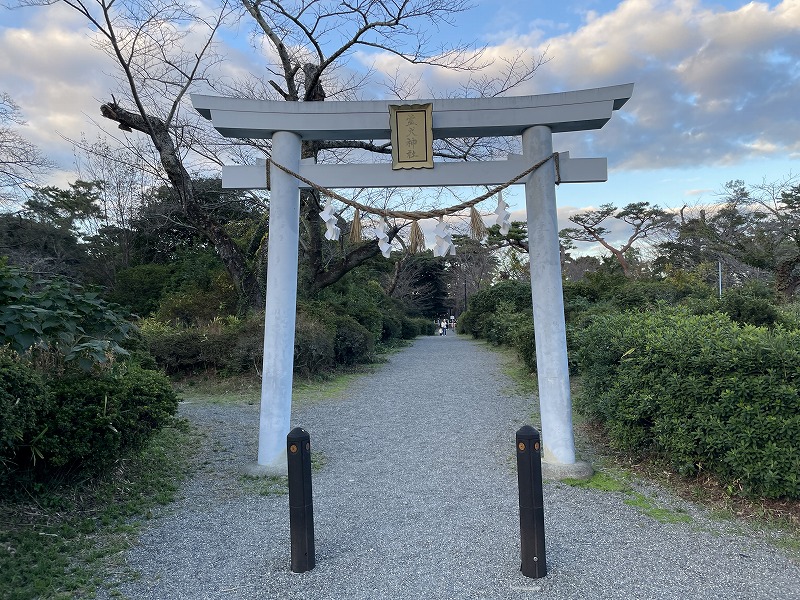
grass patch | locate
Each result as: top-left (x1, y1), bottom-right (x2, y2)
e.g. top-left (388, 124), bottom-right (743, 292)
top-left (0, 418), bottom-right (199, 600)
top-left (173, 363), bottom-right (379, 409)
top-left (484, 343), bottom-right (537, 397)
top-left (241, 450), bottom-right (328, 497)
top-left (562, 469), bottom-right (692, 524)
top-left (623, 492), bottom-right (693, 524)
top-left (563, 471), bottom-right (631, 493)
top-left (240, 474), bottom-right (288, 497)
top-left (292, 369), bottom-right (374, 408)
top-left (172, 374), bottom-right (261, 405)
top-left (238, 451), bottom-right (328, 499)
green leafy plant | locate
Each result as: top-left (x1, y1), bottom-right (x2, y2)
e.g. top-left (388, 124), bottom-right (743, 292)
top-left (0, 263), bottom-right (133, 371)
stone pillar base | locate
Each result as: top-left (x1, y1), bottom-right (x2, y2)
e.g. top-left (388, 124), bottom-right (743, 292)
top-left (243, 461), bottom-right (288, 478)
top-left (541, 460), bottom-right (593, 481)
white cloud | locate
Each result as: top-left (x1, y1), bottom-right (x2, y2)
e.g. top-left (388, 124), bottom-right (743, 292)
top-left (2, 0), bottom-right (798, 192)
top-left (0, 5), bottom-right (125, 171)
top-left (358, 0), bottom-right (800, 172)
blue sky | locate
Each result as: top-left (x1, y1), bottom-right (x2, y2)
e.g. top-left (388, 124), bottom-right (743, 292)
top-left (1, 0), bottom-right (798, 249)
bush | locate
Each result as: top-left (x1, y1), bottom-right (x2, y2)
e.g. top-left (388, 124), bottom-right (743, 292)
top-left (109, 263), bottom-right (173, 316)
top-left (42, 367), bottom-right (178, 473)
top-left (0, 363), bottom-right (177, 492)
top-left (400, 316), bottom-right (419, 339)
top-left (381, 313), bottom-right (402, 342)
top-left (512, 319), bottom-right (537, 373)
top-left (0, 264), bottom-right (134, 371)
top-left (142, 316), bottom-right (264, 376)
top-left (332, 315), bottom-right (374, 365)
top-left (293, 312), bottom-right (335, 376)
top-left (401, 317), bottom-right (436, 339)
top-left (0, 353), bottom-right (50, 488)
top-left (574, 308), bottom-right (800, 498)
top-left (778, 301), bottom-right (800, 330)
top-left (720, 281), bottom-right (780, 327)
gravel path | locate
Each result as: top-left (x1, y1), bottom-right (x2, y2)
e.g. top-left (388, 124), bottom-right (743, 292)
top-left (106, 334), bottom-right (799, 599)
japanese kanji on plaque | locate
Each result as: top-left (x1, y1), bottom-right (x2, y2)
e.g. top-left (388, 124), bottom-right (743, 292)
top-left (389, 103), bottom-right (434, 170)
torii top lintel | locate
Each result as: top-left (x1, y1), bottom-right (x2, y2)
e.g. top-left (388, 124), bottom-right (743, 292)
top-left (191, 84), bottom-right (634, 141)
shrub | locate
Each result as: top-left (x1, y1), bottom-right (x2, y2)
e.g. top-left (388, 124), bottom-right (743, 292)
top-left (381, 313), bottom-right (403, 342)
top-left (0, 264), bottom-right (134, 371)
top-left (42, 367), bottom-right (178, 473)
top-left (109, 263), bottom-right (173, 316)
top-left (720, 281), bottom-right (780, 327)
top-left (778, 301), bottom-right (800, 330)
top-left (0, 363), bottom-right (177, 492)
top-left (332, 315), bottom-right (374, 365)
top-left (141, 316), bottom-right (264, 376)
top-left (401, 317), bottom-right (436, 339)
top-left (0, 352), bottom-right (50, 488)
top-left (468, 280), bottom-right (532, 315)
top-left (574, 308), bottom-right (800, 498)
top-left (294, 312), bottom-right (335, 376)
top-left (155, 270), bottom-right (238, 326)
top-left (512, 319), bottom-right (537, 373)
top-left (400, 316), bottom-right (420, 339)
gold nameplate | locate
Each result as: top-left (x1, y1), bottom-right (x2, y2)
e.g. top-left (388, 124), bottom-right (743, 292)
top-left (389, 103), bottom-right (434, 170)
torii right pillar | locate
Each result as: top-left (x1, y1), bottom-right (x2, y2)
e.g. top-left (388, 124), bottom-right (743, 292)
top-left (523, 125), bottom-right (592, 479)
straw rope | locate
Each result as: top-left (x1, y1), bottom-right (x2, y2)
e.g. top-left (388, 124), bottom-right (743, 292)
top-left (266, 152), bottom-right (561, 221)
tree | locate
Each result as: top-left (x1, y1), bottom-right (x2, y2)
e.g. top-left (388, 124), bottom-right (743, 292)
top-left (0, 181), bottom-right (104, 277)
top-left (237, 0), bottom-right (543, 296)
top-left (72, 135), bottom-right (163, 271)
top-left (730, 176), bottom-right (800, 299)
top-left (16, 0), bottom-right (266, 308)
top-left (17, 0), bottom-right (544, 307)
top-left (445, 235), bottom-right (498, 314)
top-left (0, 92), bottom-right (52, 205)
top-left (560, 202), bottom-right (676, 277)
top-left (384, 251), bottom-right (449, 317)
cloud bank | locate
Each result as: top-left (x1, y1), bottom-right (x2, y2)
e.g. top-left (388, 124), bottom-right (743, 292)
top-left (1, 0), bottom-right (798, 182)
top-left (363, 0), bottom-right (800, 170)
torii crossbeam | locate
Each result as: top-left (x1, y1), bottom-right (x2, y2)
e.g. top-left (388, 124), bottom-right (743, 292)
top-left (193, 83), bottom-right (634, 478)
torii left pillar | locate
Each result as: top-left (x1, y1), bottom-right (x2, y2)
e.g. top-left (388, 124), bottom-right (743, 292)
top-left (256, 131), bottom-right (301, 474)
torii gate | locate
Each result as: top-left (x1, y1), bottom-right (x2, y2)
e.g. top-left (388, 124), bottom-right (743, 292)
top-left (192, 83), bottom-right (634, 478)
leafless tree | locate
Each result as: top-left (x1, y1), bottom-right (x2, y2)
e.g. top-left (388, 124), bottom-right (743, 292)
top-left (231, 0), bottom-right (546, 295)
top-left (725, 175), bottom-right (800, 298)
top-left (0, 92), bottom-right (53, 206)
top-left (12, 0), bottom-right (267, 306)
top-left (14, 0), bottom-right (545, 304)
top-left (71, 134), bottom-right (162, 269)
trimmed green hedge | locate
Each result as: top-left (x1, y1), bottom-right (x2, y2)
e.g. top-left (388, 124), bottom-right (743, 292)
top-left (0, 356), bottom-right (177, 493)
top-left (574, 309), bottom-right (800, 499)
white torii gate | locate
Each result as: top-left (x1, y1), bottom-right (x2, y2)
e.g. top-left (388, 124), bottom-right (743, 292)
top-left (192, 83), bottom-right (634, 478)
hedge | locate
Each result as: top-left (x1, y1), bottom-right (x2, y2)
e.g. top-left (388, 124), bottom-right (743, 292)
top-left (574, 309), bottom-right (800, 499)
top-left (0, 358), bottom-right (178, 493)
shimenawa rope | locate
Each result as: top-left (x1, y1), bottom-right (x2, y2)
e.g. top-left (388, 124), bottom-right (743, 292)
top-left (265, 152), bottom-right (561, 221)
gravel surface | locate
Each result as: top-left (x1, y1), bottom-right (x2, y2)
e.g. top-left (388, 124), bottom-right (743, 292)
top-left (104, 334), bottom-right (799, 599)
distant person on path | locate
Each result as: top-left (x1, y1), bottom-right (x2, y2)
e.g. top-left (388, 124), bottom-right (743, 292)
top-left (440, 318), bottom-right (448, 336)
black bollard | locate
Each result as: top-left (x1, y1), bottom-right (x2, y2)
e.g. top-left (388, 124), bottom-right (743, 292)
top-left (516, 425), bottom-right (547, 578)
top-left (287, 427), bottom-right (315, 573)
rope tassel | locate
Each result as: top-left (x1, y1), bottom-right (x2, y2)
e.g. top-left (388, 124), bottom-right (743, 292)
top-left (349, 209), bottom-right (362, 244)
top-left (409, 221), bottom-right (425, 254)
top-left (470, 206), bottom-right (487, 240)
